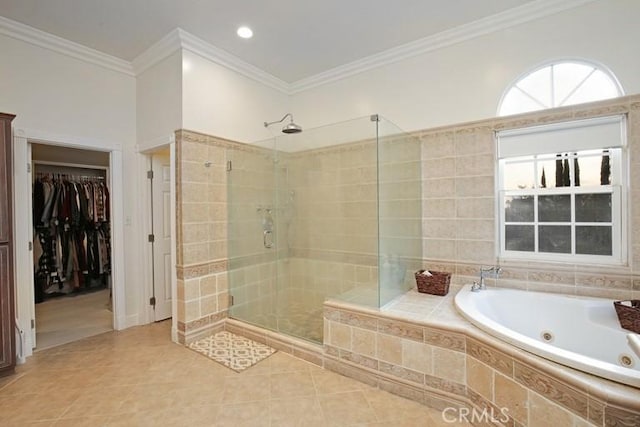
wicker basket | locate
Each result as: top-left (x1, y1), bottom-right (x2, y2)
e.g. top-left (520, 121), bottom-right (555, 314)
top-left (415, 270), bottom-right (451, 296)
top-left (614, 300), bottom-right (640, 334)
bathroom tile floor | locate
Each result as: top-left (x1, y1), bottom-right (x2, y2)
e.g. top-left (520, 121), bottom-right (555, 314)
top-left (0, 321), bottom-right (466, 426)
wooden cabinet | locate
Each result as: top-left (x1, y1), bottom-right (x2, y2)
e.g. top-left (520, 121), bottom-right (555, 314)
top-left (0, 112), bottom-right (15, 377)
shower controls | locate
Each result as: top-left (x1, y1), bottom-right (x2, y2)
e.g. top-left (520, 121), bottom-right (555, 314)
top-left (264, 230), bottom-right (273, 249)
top-left (258, 207), bottom-right (275, 249)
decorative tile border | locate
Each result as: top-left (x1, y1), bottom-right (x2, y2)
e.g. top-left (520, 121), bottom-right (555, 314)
top-left (177, 259), bottom-right (228, 279)
top-left (177, 311), bottom-right (229, 345)
top-left (324, 300), bottom-right (640, 427)
top-left (467, 338), bottom-right (514, 378)
top-left (424, 327), bottom-right (466, 352)
top-left (435, 258), bottom-right (639, 302)
top-left (176, 129), bottom-right (263, 152)
top-left (513, 361), bottom-right (588, 419)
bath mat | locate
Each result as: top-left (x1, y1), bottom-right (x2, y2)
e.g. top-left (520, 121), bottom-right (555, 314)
top-left (188, 331), bottom-right (276, 372)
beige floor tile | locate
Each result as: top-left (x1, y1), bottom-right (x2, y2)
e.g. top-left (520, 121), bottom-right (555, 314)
top-left (364, 387), bottom-right (434, 422)
top-left (268, 352), bottom-right (316, 374)
top-left (215, 401), bottom-right (271, 427)
top-left (107, 405), bottom-right (220, 426)
top-left (222, 374), bottom-right (271, 403)
top-left (270, 371), bottom-right (317, 399)
top-left (311, 369), bottom-right (367, 395)
top-left (2, 320), bottom-right (466, 426)
top-left (52, 415), bottom-right (111, 426)
top-left (0, 392), bottom-right (78, 423)
top-left (318, 391), bottom-right (378, 426)
top-left (269, 396), bottom-right (326, 426)
top-left (61, 386), bottom-right (133, 418)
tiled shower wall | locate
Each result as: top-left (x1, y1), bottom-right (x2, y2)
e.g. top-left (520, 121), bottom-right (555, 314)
top-left (420, 95), bottom-right (640, 301)
top-left (286, 141), bottom-right (380, 305)
top-left (175, 130), bottom-right (233, 342)
top-left (285, 135), bottom-right (423, 307)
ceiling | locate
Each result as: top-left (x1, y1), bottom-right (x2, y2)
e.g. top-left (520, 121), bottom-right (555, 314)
top-left (0, 0), bottom-right (538, 83)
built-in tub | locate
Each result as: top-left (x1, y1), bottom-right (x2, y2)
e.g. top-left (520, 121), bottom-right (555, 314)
top-left (455, 285), bottom-right (640, 388)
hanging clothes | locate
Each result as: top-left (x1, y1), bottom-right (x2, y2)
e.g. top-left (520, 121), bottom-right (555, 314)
top-left (32, 173), bottom-right (111, 300)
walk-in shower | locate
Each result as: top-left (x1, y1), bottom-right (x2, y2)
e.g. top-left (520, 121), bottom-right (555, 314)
top-left (226, 115), bottom-right (422, 343)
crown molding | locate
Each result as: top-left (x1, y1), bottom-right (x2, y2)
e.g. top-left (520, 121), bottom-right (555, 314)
top-left (288, 0), bottom-right (599, 93)
top-left (0, 15), bottom-right (134, 76)
top-left (0, 0), bottom-right (599, 92)
top-left (176, 29), bottom-right (290, 94)
top-left (132, 28), bottom-right (290, 93)
top-left (131, 28), bottom-right (182, 75)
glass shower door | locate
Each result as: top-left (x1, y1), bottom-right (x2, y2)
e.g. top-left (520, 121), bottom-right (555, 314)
top-left (226, 138), bottom-right (280, 332)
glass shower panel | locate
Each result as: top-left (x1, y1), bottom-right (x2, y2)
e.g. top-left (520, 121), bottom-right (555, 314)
top-left (227, 114), bottom-right (420, 344)
top-left (226, 138), bottom-right (279, 332)
top-left (273, 116), bottom-right (380, 342)
top-left (377, 117), bottom-right (423, 307)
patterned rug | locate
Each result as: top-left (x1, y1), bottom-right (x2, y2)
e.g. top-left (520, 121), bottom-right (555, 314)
top-left (188, 331), bottom-right (276, 372)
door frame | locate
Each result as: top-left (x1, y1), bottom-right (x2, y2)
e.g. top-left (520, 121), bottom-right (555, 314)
top-left (13, 128), bottom-right (127, 358)
top-left (137, 136), bottom-right (178, 342)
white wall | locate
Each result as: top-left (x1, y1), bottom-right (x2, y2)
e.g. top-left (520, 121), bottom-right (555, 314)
top-left (182, 50), bottom-right (289, 144)
top-left (136, 51), bottom-right (183, 150)
top-left (0, 34), bottom-right (141, 336)
top-left (291, 0), bottom-right (640, 133)
top-left (0, 36), bottom-right (135, 142)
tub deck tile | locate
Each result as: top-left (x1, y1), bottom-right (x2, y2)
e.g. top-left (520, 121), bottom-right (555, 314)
top-left (604, 404), bottom-right (640, 427)
top-left (587, 397), bottom-right (605, 426)
top-left (467, 338), bottom-right (513, 378)
top-left (424, 327), bottom-right (466, 352)
top-left (513, 361), bottom-right (588, 419)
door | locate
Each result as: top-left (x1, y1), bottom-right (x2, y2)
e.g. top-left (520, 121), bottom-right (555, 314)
top-left (150, 150), bottom-right (172, 321)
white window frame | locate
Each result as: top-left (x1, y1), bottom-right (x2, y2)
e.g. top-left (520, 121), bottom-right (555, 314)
top-left (497, 59), bottom-right (624, 117)
top-left (496, 115), bottom-right (628, 266)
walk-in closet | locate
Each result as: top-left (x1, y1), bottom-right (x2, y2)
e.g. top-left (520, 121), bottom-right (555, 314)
top-left (31, 143), bottom-right (113, 350)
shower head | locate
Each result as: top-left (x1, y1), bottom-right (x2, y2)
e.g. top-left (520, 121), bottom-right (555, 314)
top-left (264, 113), bottom-right (303, 134)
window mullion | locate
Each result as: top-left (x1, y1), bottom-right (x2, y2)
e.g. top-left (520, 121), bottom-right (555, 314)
top-left (534, 194), bottom-right (539, 253)
top-left (571, 192), bottom-right (576, 255)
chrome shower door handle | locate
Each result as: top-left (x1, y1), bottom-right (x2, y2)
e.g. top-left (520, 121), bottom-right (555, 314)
top-left (263, 230), bottom-right (274, 248)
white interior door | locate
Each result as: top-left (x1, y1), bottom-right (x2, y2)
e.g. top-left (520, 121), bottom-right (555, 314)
top-left (151, 150), bottom-right (172, 321)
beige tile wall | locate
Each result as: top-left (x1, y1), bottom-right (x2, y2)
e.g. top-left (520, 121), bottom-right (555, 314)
top-left (175, 131), bottom-right (236, 341)
top-left (283, 141), bottom-right (380, 306)
top-left (419, 95), bottom-right (640, 301)
top-left (285, 136), bottom-right (423, 307)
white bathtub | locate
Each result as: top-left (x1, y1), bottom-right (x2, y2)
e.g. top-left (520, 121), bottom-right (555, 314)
top-left (455, 285), bottom-right (640, 388)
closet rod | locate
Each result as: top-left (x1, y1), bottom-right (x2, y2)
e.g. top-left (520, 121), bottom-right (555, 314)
top-left (34, 173), bottom-right (105, 181)
top-left (32, 160), bottom-right (109, 171)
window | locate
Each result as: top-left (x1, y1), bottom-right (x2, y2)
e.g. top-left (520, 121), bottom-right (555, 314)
top-left (497, 116), bottom-right (626, 264)
top-left (498, 61), bottom-right (623, 116)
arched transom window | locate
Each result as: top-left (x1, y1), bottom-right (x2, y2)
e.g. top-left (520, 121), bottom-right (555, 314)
top-left (498, 61), bottom-right (623, 116)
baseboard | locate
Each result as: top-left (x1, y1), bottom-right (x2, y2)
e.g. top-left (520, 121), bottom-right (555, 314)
top-left (116, 314), bottom-right (140, 330)
top-left (181, 319), bottom-right (226, 344)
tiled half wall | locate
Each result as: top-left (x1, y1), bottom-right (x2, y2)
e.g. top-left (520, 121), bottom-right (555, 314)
top-left (322, 300), bottom-right (640, 427)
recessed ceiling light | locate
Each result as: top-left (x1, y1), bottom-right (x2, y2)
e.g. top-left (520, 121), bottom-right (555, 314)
top-left (237, 26), bottom-right (253, 39)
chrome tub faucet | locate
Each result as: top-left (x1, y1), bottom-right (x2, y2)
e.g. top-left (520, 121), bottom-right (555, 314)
top-left (471, 266), bottom-right (502, 292)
